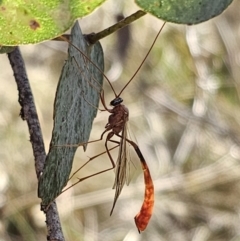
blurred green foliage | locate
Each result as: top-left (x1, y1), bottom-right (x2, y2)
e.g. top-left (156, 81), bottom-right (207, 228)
top-left (0, 0), bottom-right (106, 45)
top-left (136, 0), bottom-right (233, 24)
top-left (0, 0), bottom-right (232, 46)
top-left (1, 0), bottom-right (240, 240)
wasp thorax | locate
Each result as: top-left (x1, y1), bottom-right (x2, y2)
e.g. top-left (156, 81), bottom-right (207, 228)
top-left (110, 97), bottom-right (123, 106)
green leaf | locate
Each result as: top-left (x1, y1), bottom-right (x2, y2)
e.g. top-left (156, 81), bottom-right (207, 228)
top-left (135, 0), bottom-right (233, 24)
top-left (38, 22), bottom-right (104, 206)
top-left (0, 0), bottom-right (105, 45)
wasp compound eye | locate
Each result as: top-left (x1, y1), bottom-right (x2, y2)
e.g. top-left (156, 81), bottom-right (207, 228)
top-left (110, 97), bottom-right (123, 106)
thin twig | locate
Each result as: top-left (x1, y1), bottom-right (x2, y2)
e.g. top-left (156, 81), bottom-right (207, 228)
top-left (86, 10), bottom-right (146, 44)
top-left (54, 10), bottom-right (147, 44)
top-left (7, 47), bottom-right (65, 241)
top-left (8, 47), bottom-right (45, 177)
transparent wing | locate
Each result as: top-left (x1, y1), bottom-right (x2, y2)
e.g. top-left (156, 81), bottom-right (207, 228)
top-left (110, 121), bottom-right (130, 215)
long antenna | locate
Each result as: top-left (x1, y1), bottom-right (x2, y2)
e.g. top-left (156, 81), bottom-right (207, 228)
top-left (60, 35), bottom-right (118, 97)
top-left (117, 22), bottom-right (166, 97)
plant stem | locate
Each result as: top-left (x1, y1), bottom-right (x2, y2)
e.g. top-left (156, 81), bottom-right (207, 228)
top-left (7, 47), bottom-right (65, 241)
top-left (86, 10), bottom-right (147, 44)
top-left (54, 10), bottom-right (147, 44)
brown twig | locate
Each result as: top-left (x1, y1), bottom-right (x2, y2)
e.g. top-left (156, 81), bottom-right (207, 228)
top-left (54, 10), bottom-right (147, 44)
top-left (86, 10), bottom-right (147, 44)
top-left (7, 47), bottom-right (65, 241)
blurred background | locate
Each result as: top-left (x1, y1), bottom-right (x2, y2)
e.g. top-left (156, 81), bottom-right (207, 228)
top-left (1, 0), bottom-right (240, 240)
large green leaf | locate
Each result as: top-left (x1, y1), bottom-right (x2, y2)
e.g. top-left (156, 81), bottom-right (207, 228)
top-left (0, 0), bottom-right (105, 45)
top-left (135, 0), bottom-right (233, 24)
top-left (38, 22), bottom-right (104, 206)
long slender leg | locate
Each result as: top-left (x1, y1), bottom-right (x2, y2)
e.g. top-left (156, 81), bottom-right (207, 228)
top-left (99, 90), bottom-right (113, 112)
top-left (63, 132), bottom-right (121, 192)
top-left (62, 144), bottom-right (119, 194)
top-left (104, 132), bottom-right (120, 168)
top-left (54, 128), bottom-right (110, 148)
top-left (43, 145), bottom-right (119, 211)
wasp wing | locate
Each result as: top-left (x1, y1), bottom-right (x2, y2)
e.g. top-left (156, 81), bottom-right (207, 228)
top-left (110, 121), bottom-right (130, 215)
